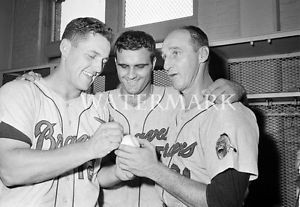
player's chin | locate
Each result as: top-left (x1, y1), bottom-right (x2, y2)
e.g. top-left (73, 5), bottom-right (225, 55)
top-left (125, 86), bottom-right (139, 95)
top-left (172, 83), bottom-right (183, 91)
top-left (79, 83), bottom-right (92, 92)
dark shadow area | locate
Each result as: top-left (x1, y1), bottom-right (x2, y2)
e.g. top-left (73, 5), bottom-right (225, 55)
top-left (209, 50), bottom-right (228, 80)
top-left (2, 67), bottom-right (51, 85)
top-left (102, 55), bottom-right (120, 91)
top-left (244, 107), bottom-right (281, 207)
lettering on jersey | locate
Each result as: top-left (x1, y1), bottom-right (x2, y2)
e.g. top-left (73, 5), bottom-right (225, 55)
top-left (160, 141), bottom-right (197, 158)
top-left (159, 141), bottom-right (197, 180)
top-left (35, 120), bottom-right (90, 150)
top-left (170, 163), bottom-right (191, 178)
top-left (35, 120), bottom-right (94, 180)
top-left (135, 127), bottom-right (169, 142)
top-left (77, 160), bottom-right (95, 181)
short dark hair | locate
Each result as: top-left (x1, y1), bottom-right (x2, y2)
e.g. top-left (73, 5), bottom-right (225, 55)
top-left (114, 30), bottom-right (156, 61)
top-left (62, 17), bottom-right (113, 45)
top-left (180, 26), bottom-right (209, 51)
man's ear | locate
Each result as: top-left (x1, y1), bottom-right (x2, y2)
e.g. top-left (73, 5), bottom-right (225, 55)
top-left (114, 57), bottom-right (117, 66)
top-left (152, 57), bottom-right (157, 70)
top-left (60, 39), bottom-right (71, 58)
top-left (198, 46), bottom-right (209, 63)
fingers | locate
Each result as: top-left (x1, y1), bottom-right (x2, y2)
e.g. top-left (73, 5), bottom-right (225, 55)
top-left (203, 78), bottom-right (242, 104)
top-left (97, 122), bottom-right (124, 141)
top-left (90, 121), bottom-right (124, 158)
top-left (204, 78), bottom-right (225, 93)
top-left (115, 146), bottom-right (136, 159)
top-left (138, 138), bottom-right (153, 149)
top-left (100, 121), bottom-right (124, 131)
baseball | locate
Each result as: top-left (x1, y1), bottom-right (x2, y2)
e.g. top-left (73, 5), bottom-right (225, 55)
top-left (121, 134), bottom-right (140, 147)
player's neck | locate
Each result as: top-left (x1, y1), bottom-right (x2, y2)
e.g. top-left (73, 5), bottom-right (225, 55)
top-left (182, 71), bottom-right (213, 111)
top-left (119, 84), bottom-right (153, 107)
top-left (44, 68), bottom-right (81, 101)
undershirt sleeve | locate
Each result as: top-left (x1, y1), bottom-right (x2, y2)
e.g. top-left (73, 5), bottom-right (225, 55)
top-left (0, 122), bottom-right (32, 146)
top-left (206, 168), bottom-right (250, 207)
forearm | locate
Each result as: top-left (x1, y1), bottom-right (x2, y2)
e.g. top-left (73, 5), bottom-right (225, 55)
top-left (148, 163), bottom-right (208, 207)
top-left (0, 140), bottom-right (93, 186)
top-left (98, 165), bottom-right (121, 188)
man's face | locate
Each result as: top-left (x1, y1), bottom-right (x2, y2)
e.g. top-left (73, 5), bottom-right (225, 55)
top-left (64, 32), bottom-right (111, 91)
top-left (115, 48), bottom-right (154, 95)
top-left (162, 29), bottom-right (200, 93)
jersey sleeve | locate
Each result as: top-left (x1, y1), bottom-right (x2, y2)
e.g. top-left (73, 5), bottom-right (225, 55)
top-left (0, 80), bottom-right (36, 145)
top-left (202, 103), bottom-right (259, 181)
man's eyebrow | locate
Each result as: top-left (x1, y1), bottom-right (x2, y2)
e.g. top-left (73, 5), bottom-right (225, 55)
top-left (135, 63), bottom-right (149, 66)
top-left (116, 62), bottom-right (128, 66)
top-left (169, 46), bottom-right (182, 50)
top-left (88, 50), bottom-right (101, 56)
top-left (161, 46), bottom-right (181, 54)
top-left (116, 63), bottom-right (149, 67)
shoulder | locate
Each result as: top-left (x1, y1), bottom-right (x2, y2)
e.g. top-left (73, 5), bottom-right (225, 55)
top-left (202, 102), bottom-right (258, 135)
top-left (208, 102), bottom-right (256, 122)
top-left (0, 80), bottom-right (37, 101)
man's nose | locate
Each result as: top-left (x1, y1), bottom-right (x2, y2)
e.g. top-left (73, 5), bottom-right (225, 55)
top-left (127, 68), bottom-right (137, 79)
top-left (163, 57), bottom-right (172, 71)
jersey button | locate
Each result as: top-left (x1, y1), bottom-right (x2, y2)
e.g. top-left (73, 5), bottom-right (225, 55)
top-left (68, 120), bottom-right (72, 125)
top-left (62, 197), bottom-right (68, 203)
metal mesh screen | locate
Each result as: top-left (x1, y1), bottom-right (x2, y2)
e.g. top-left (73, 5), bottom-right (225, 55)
top-left (153, 69), bottom-right (172, 87)
top-left (228, 56), bottom-right (300, 94)
top-left (93, 75), bottom-right (106, 93)
top-left (250, 104), bottom-right (300, 207)
top-left (124, 0), bottom-right (193, 27)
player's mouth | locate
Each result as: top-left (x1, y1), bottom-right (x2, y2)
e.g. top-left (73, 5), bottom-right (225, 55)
top-left (83, 70), bottom-right (99, 80)
top-left (168, 72), bottom-right (177, 78)
top-left (126, 79), bottom-right (139, 86)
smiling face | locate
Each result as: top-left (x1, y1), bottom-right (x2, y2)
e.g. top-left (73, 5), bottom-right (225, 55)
top-left (63, 32), bottom-right (111, 91)
top-left (115, 48), bottom-right (155, 95)
top-left (162, 29), bottom-right (200, 93)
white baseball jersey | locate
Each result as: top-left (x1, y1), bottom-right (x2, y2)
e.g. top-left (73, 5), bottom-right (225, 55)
top-left (159, 102), bottom-right (259, 207)
top-left (99, 85), bottom-right (181, 207)
top-left (0, 79), bottom-right (109, 207)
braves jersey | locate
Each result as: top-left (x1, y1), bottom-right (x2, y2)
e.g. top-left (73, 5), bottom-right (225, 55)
top-left (159, 102), bottom-right (259, 207)
top-left (99, 85), bottom-right (181, 207)
top-left (0, 79), bottom-right (109, 207)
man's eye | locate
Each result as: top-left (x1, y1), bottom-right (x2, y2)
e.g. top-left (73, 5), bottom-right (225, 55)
top-left (136, 65), bottom-right (146, 69)
top-left (88, 55), bottom-right (96, 59)
top-left (119, 65), bottom-right (128, 69)
top-left (172, 51), bottom-right (180, 56)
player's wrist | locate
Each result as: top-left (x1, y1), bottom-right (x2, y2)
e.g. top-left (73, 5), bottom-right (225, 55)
top-left (145, 161), bottom-right (164, 181)
top-left (82, 140), bottom-right (97, 160)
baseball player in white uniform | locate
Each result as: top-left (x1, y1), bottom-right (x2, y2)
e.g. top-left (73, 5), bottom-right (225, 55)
top-left (115, 26), bottom-right (259, 207)
top-left (99, 86), bottom-right (180, 207)
top-left (98, 30), bottom-right (247, 207)
top-left (0, 17), bottom-right (123, 207)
